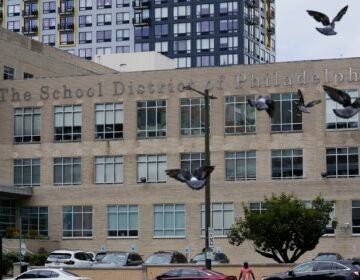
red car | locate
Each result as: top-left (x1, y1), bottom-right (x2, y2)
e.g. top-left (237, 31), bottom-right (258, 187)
top-left (153, 267), bottom-right (237, 280)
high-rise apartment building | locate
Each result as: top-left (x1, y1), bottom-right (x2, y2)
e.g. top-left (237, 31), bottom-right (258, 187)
top-left (0, 0), bottom-right (275, 67)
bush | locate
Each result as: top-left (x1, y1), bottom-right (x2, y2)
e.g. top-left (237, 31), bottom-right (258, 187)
top-left (2, 252), bottom-right (19, 276)
top-left (4, 227), bottom-right (20, 239)
top-left (1, 252), bottom-right (48, 276)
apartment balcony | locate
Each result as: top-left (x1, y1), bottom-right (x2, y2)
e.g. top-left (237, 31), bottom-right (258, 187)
top-left (22, 10), bottom-right (38, 17)
top-left (58, 23), bottom-right (74, 31)
top-left (132, 0), bottom-right (150, 10)
top-left (270, 9), bottom-right (275, 19)
top-left (267, 26), bottom-right (275, 35)
top-left (245, 15), bottom-right (259, 25)
top-left (22, 26), bottom-right (38, 35)
top-left (132, 17), bottom-right (150, 26)
top-left (245, 0), bottom-right (259, 8)
top-left (23, 0), bottom-right (38, 2)
top-left (58, 7), bottom-right (74, 15)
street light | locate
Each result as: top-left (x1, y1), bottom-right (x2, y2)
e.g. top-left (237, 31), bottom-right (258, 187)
top-left (183, 85), bottom-right (217, 270)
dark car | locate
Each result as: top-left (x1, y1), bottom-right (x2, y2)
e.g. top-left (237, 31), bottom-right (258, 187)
top-left (152, 267), bottom-right (237, 280)
top-left (313, 252), bottom-right (344, 261)
top-left (190, 252), bottom-right (230, 264)
top-left (144, 250), bottom-right (188, 264)
top-left (262, 260), bottom-right (360, 280)
top-left (92, 251), bottom-right (143, 267)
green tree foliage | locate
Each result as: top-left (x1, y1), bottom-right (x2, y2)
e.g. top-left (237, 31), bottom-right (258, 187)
top-left (227, 193), bottom-right (337, 263)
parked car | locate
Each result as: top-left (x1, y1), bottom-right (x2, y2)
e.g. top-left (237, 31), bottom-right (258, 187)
top-left (153, 267), bottom-right (237, 280)
top-left (45, 250), bottom-right (94, 268)
top-left (190, 252), bottom-right (230, 264)
top-left (94, 251), bottom-right (107, 261)
top-left (313, 252), bottom-right (344, 261)
top-left (262, 260), bottom-right (360, 280)
top-left (92, 251), bottom-right (143, 267)
top-left (9, 268), bottom-right (91, 280)
top-left (145, 250), bottom-right (188, 264)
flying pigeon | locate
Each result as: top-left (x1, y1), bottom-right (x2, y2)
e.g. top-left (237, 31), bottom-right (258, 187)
top-left (307, 5), bottom-right (348, 36)
top-left (297, 89), bottom-right (322, 113)
top-left (323, 85), bottom-right (360, 119)
top-left (165, 166), bottom-right (215, 190)
top-left (247, 96), bottom-right (275, 118)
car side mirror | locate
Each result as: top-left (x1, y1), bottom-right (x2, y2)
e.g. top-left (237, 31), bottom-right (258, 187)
top-left (288, 270), bottom-right (295, 277)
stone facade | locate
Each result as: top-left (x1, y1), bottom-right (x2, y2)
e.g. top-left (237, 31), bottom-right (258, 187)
top-left (1, 57), bottom-right (360, 264)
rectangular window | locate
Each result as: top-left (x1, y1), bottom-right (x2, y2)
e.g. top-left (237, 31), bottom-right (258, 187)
top-left (173, 5), bottom-right (190, 20)
top-left (174, 23), bottom-right (191, 37)
top-left (249, 202), bottom-right (267, 214)
top-left (196, 21), bottom-right (214, 35)
top-left (271, 149), bottom-right (303, 179)
top-left (196, 55), bottom-right (214, 67)
top-left (220, 36), bottom-right (238, 51)
top-left (201, 202), bottom-right (233, 236)
top-left (42, 34), bottom-right (56, 46)
top-left (116, 0), bottom-right (130, 7)
top-left (14, 159), bottom-right (40, 187)
top-left (180, 153), bottom-right (204, 174)
top-left (14, 107), bottom-right (41, 143)
top-left (176, 57), bottom-right (191, 68)
top-left (97, 0), bottom-right (112, 9)
top-left (155, 42), bottom-right (168, 54)
top-left (54, 157), bottom-right (81, 186)
top-left (154, 204), bottom-right (185, 237)
top-left (352, 201), bottom-right (360, 234)
top-left (43, 18), bottom-right (56, 30)
top-left (196, 4), bottom-right (214, 18)
top-left (63, 206), bottom-right (92, 237)
top-left (60, 33), bottom-right (74, 45)
top-left (173, 39), bottom-right (191, 54)
top-left (116, 29), bottom-right (129, 41)
top-left (271, 92), bottom-right (302, 132)
top-left (196, 38), bottom-right (214, 53)
top-left (54, 105), bottom-right (82, 141)
top-left (326, 147), bottom-right (359, 178)
top-left (180, 98), bottom-right (206, 136)
top-left (95, 156), bottom-right (123, 184)
top-left (7, 4), bottom-right (20, 16)
top-left (79, 48), bottom-right (92, 60)
top-left (96, 47), bottom-right (111, 55)
top-left (116, 12), bottom-right (129, 24)
top-left (326, 89), bottom-right (358, 129)
top-left (134, 26), bottom-right (150, 39)
top-left (155, 7), bottom-right (168, 21)
top-left (97, 13), bottom-right (112, 25)
top-left (97, 30), bottom-right (112, 43)
top-left (107, 205), bottom-right (138, 237)
top-left (137, 100), bottom-right (166, 138)
top-left (219, 19), bottom-right (238, 33)
top-left (79, 15), bottom-right (92, 27)
top-left (20, 207), bottom-right (48, 237)
top-left (43, 1), bottom-right (56, 13)
top-left (155, 24), bottom-right (168, 38)
top-left (224, 95), bottom-right (255, 134)
top-left (79, 32), bottom-right (92, 44)
top-left (116, 46), bottom-right (130, 53)
top-left (95, 103), bottom-right (123, 139)
top-left (0, 201), bottom-right (16, 237)
top-left (4, 66), bottom-right (15, 80)
top-left (24, 73), bottom-right (34, 79)
top-left (137, 154), bottom-right (167, 183)
top-left (220, 54), bottom-right (238, 66)
top-left (7, 21), bottom-right (20, 32)
top-left (225, 151), bottom-right (256, 181)
top-left (219, 1), bottom-right (238, 16)
top-left (79, 0), bottom-right (92, 10)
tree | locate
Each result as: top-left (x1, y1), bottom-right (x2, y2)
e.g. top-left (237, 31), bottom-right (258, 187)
top-left (227, 193), bottom-right (337, 263)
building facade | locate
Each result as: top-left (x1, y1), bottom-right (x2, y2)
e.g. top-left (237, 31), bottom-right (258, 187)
top-left (1, 57), bottom-right (360, 264)
top-left (0, 0), bottom-right (275, 68)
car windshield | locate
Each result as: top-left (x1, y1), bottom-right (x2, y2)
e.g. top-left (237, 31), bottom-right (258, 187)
top-left (145, 254), bottom-right (172, 264)
top-left (47, 253), bottom-right (72, 260)
top-left (100, 253), bottom-right (127, 265)
top-left (315, 254), bottom-right (340, 261)
top-left (193, 254), bottom-right (206, 262)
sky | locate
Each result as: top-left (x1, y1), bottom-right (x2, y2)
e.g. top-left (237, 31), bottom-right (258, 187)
top-left (276, 0), bottom-right (360, 62)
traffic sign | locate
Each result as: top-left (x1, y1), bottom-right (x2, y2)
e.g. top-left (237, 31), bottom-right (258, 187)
top-left (20, 242), bottom-right (26, 256)
top-left (208, 227), bottom-right (214, 248)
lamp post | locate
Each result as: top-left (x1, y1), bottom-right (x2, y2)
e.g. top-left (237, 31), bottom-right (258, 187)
top-left (183, 85), bottom-right (217, 270)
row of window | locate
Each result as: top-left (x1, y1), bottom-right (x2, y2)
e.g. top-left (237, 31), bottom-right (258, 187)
top-left (12, 200), bottom-right (341, 239)
top-left (13, 147), bottom-right (360, 188)
top-left (3, 66), bottom-right (33, 81)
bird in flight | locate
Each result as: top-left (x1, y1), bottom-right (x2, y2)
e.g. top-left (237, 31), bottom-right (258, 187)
top-left (323, 85), bottom-right (360, 119)
top-left (307, 5), bottom-right (348, 35)
top-left (247, 96), bottom-right (275, 118)
top-left (297, 89), bottom-right (322, 113)
top-left (165, 166), bottom-right (215, 190)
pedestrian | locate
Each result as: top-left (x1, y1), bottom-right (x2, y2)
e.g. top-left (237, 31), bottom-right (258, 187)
top-left (239, 261), bottom-right (255, 280)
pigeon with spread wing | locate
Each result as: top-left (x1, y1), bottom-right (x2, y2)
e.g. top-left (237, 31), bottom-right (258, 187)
top-left (166, 166), bottom-right (215, 190)
top-left (297, 89), bottom-right (322, 113)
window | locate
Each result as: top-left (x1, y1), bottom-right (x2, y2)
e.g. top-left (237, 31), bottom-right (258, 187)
top-left (116, 29), bottom-right (129, 41)
top-left (155, 24), bottom-right (168, 38)
top-left (4, 66), bottom-right (15, 80)
top-left (0, 201), bottom-right (15, 237)
top-left (174, 23), bottom-right (191, 37)
top-left (116, 0), bottom-right (130, 7)
top-left (24, 73), bottom-right (34, 79)
top-left (352, 201), bottom-right (360, 234)
top-left (224, 95), bottom-right (255, 134)
top-left (7, 5), bottom-right (20, 16)
top-left (97, 13), bottom-right (112, 25)
top-left (180, 153), bottom-right (204, 173)
top-left (220, 54), bottom-right (238, 65)
top-left (54, 105), bottom-right (82, 141)
top-left (155, 7), bottom-right (168, 21)
top-left (271, 149), bottom-right (303, 179)
top-left (225, 151), bottom-right (256, 181)
top-left (96, 47), bottom-right (111, 55)
top-left (116, 12), bottom-right (130, 24)
top-left (43, 18), bottom-right (56, 30)
top-left (63, 206), bottom-right (92, 237)
top-left (97, 0), bottom-right (112, 9)
top-left (20, 207), bottom-right (48, 237)
top-left (59, 15), bottom-right (74, 30)
top-left (79, 48), bottom-right (92, 59)
top-left (220, 1), bottom-right (238, 16)
top-left (24, 2), bottom-right (38, 16)
top-left (271, 92), bottom-right (302, 132)
top-left (79, 32), bottom-right (92, 44)
top-left (14, 107), bottom-right (41, 143)
top-left (324, 202), bottom-right (336, 235)
top-left (60, 33), bottom-right (74, 45)
top-left (196, 38), bottom-right (214, 52)
top-left (14, 159), bottom-right (40, 187)
top-left (196, 21), bottom-right (214, 35)
top-left (117, 45), bottom-right (130, 53)
top-left (134, 26), bottom-right (150, 39)
top-left (43, 1), bottom-right (56, 13)
top-left (220, 36), bottom-right (238, 51)
top-left (137, 154), bottom-right (166, 183)
top-left (97, 30), bottom-right (112, 42)
top-left (196, 56), bottom-right (214, 67)
top-left (176, 57), bottom-right (191, 68)
top-left (95, 156), bottom-right (123, 184)
top-left (326, 89), bottom-right (358, 129)
top-left (249, 202), bottom-right (267, 214)
top-left (326, 147), bottom-right (359, 178)
top-left (107, 205), bottom-right (138, 237)
top-left (79, 15), bottom-right (92, 27)
top-left (155, 42), bottom-right (168, 54)
top-left (54, 157), bottom-right (81, 186)
top-left (7, 21), bottom-right (20, 32)
top-left (79, 0), bottom-right (92, 10)
top-left (23, 19), bottom-right (38, 33)
top-left (42, 34), bottom-right (56, 46)
top-left (174, 39), bottom-right (191, 54)
top-left (180, 98), bottom-right (206, 135)
top-left (196, 4), bottom-right (214, 18)
top-left (220, 19), bottom-right (238, 33)
top-left (154, 204), bottom-right (185, 237)
top-left (201, 202), bottom-right (233, 236)
top-left (137, 100), bottom-right (166, 138)
top-left (173, 5), bottom-right (190, 20)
